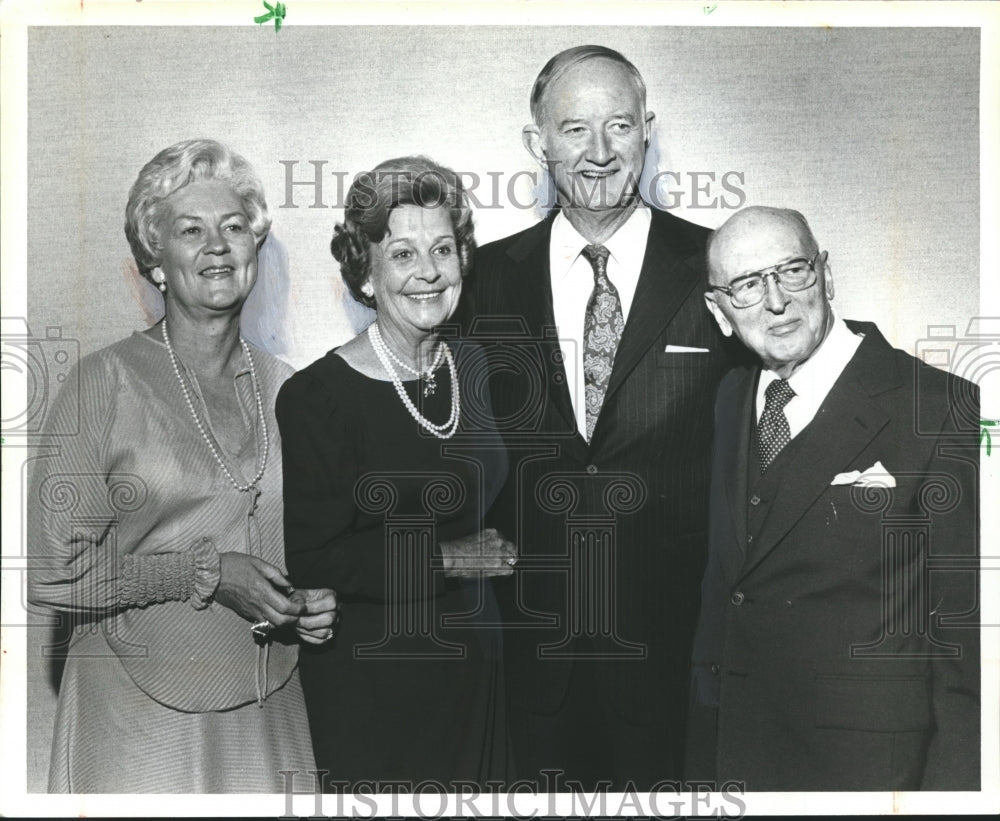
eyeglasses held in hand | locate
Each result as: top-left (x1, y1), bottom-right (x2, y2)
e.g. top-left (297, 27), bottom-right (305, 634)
top-left (708, 251), bottom-right (823, 308)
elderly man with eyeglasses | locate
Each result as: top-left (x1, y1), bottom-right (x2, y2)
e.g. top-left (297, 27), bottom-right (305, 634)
top-left (685, 206), bottom-right (980, 791)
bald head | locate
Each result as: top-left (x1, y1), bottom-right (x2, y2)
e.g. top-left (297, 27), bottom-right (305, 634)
top-left (704, 206), bottom-right (835, 379)
top-left (707, 207), bottom-right (819, 287)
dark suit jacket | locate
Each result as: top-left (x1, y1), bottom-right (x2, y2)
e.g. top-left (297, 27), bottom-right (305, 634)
top-left (686, 321), bottom-right (980, 790)
top-left (458, 207), bottom-right (744, 738)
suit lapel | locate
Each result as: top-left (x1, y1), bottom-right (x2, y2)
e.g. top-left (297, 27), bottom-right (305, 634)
top-left (719, 368), bottom-right (756, 585)
top-left (739, 328), bottom-right (899, 579)
top-left (505, 213), bottom-right (588, 456)
top-left (604, 209), bottom-right (704, 403)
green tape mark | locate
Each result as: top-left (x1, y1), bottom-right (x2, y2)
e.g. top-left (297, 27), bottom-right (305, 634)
top-left (981, 420), bottom-right (997, 456)
top-left (255, 1), bottom-right (287, 32)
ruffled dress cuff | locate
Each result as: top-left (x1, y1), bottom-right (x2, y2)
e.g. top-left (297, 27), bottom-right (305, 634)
top-left (116, 538), bottom-right (221, 609)
top-left (188, 537), bottom-right (222, 609)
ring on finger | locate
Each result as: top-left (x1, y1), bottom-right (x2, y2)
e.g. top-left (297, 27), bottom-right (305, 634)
top-left (251, 619), bottom-right (273, 644)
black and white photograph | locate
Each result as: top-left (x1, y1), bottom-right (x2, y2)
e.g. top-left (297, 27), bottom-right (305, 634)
top-left (1, 0), bottom-right (997, 816)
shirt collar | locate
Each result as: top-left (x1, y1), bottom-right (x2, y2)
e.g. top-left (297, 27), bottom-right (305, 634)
top-left (550, 202), bottom-right (650, 280)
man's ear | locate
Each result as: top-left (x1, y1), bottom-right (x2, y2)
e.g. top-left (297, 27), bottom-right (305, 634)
top-left (819, 251), bottom-right (834, 301)
top-left (522, 124), bottom-right (546, 167)
top-left (644, 110), bottom-right (656, 145)
top-left (704, 293), bottom-right (734, 337)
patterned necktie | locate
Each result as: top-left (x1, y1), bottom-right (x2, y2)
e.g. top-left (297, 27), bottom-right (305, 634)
top-left (757, 378), bottom-right (796, 472)
top-left (581, 244), bottom-right (624, 441)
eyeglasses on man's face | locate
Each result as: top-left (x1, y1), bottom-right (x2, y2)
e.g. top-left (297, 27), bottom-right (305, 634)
top-left (708, 251), bottom-right (823, 308)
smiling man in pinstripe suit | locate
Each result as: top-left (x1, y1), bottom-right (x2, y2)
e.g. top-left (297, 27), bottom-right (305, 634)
top-left (459, 45), bottom-right (744, 790)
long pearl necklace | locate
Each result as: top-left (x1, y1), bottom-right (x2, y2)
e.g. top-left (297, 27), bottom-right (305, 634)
top-left (162, 318), bottom-right (268, 492)
top-left (368, 322), bottom-right (460, 439)
top-left (378, 337), bottom-right (446, 397)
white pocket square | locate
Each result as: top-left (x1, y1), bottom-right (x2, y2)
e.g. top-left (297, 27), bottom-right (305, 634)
top-left (663, 344), bottom-right (710, 353)
top-left (830, 460), bottom-right (896, 488)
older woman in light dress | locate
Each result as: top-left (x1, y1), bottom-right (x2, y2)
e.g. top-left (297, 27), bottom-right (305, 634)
top-left (29, 138), bottom-right (337, 793)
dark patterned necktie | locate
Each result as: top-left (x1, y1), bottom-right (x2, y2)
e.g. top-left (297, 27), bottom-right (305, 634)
top-left (757, 378), bottom-right (796, 472)
top-left (582, 244), bottom-right (623, 441)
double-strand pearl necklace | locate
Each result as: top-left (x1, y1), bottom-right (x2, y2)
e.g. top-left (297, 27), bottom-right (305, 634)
top-left (378, 337), bottom-right (446, 397)
top-left (162, 318), bottom-right (268, 492)
top-left (368, 322), bottom-right (460, 439)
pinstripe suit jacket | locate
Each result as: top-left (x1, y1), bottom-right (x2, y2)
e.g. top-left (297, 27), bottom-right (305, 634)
top-left (459, 206), bottom-right (744, 730)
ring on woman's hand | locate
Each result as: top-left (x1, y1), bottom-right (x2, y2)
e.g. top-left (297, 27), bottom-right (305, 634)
top-left (251, 619), bottom-right (273, 642)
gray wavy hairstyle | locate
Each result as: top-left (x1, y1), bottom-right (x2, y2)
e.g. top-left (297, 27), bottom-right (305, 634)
top-left (124, 138), bottom-right (271, 278)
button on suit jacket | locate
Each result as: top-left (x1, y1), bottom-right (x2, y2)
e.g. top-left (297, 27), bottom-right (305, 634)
top-left (459, 206), bottom-right (744, 770)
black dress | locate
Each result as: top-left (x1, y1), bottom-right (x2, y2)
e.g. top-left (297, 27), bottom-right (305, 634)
top-left (276, 343), bottom-right (509, 790)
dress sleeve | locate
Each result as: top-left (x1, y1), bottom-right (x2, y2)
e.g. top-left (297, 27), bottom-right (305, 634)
top-left (277, 366), bottom-right (448, 601)
top-left (27, 350), bottom-right (218, 614)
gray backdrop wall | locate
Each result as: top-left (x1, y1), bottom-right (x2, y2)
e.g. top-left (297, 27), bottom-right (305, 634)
top-left (28, 26), bottom-right (978, 369)
top-left (23, 24), bottom-right (980, 791)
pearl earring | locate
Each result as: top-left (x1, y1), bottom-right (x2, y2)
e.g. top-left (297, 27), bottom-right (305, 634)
top-left (152, 268), bottom-right (166, 293)
top-left (361, 283), bottom-right (374, 298)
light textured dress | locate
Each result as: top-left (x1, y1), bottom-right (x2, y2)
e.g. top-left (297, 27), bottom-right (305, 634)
top-left (28, 331), bottom-right (315, 793)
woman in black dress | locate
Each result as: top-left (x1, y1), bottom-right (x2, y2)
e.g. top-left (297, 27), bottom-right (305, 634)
top-left (276, 156), bottom-right (516, 790)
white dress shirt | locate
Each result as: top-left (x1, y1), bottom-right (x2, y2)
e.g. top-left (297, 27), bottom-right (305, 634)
top-left (550, 204), bottom-right (651, 438)
top-left (755, 312), bottom-right (865, 440)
